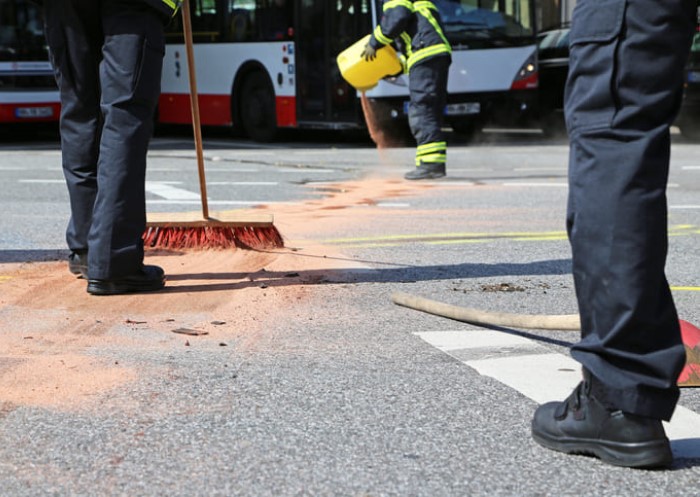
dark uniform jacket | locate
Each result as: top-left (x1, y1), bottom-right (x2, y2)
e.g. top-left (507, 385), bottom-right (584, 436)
top-left (30, 0), bottom-right (181, 22)
top-left (142, 0), bottom-right (182, 22)
top-left (368, 0), bottom-right (451, 72)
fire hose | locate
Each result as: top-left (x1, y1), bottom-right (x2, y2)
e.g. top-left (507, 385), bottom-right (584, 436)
top-left (391, 291), bottom-right (581, 330)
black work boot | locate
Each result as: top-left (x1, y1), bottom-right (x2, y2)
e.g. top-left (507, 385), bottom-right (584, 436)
top-left (68, 251), bottom-right (88, 279)
top-left (87, 265), bottom-right (165, 296)
top-left (404, 163), bottom-right (446, 180)
top-left (531, 378), bottom-right (673, 468)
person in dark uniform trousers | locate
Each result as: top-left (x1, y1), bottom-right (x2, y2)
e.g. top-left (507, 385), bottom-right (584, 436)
top-left (362, 0), bottom-right (451, 180)
top-left (40, 0), bottom-right (180, 295)
top-left (531, 0), bottom-right (696, 468)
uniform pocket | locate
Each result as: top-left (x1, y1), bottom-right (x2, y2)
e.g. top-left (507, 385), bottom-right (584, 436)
top-left (101, 31), bottom-right (164, 108)
top-left (132, 37), bottom-right (165, 105)
top-left (569, 0), bottom-right (626, 45)
top-left (565, 0), bottom-right (627, 133)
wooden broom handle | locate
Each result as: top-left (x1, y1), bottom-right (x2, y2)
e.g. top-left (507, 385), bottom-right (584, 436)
top-left (181, 0), bottom-right (209, 219)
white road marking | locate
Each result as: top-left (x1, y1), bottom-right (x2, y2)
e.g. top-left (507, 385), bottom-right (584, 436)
top-left (503, 182), bottom-right (568, 187)
top-left (670, 205), bottom-right (700, 209)
top-left (145, 182), bottom-right (200, 200)
top-left (147, 200), bottom-right (300, 206)
top-left (415, 330), bottom-right (700, 459)
top-left (377, 202), bottom-right (411, 208)
top-left (207, 181), bottom-right (279, 186)
top-left (277, 168), bottom-right (336, 174)
top-left (18, 179), bottom-right (64, 183)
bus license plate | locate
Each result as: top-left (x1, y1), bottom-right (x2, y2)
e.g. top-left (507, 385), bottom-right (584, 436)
top-left (15, 106), bottom-right (54, 118)
top-left (445, 103), bottom-right (481, 116)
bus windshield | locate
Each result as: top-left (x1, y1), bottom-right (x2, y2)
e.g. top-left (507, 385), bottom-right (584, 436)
top-left (0, 0), bottom-right (47, 62)
top-left (375, 0), bottom-right (535, 49)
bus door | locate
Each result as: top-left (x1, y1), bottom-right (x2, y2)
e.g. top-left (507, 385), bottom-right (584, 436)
top-left (294, 0), bottom-right (372, 127)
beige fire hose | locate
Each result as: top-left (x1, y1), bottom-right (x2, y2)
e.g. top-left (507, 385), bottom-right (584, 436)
top-left (391, 291), bottom-right (581, 330)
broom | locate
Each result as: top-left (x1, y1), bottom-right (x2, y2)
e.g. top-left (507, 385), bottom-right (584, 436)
top-left (143, 0), bottom-right (284, 250)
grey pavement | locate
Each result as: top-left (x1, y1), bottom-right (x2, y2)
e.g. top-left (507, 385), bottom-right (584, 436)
top-left (0, 127), bottom-right (699, 496)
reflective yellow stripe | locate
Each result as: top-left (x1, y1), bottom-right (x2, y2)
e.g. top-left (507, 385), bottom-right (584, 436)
top-left (413, 0), bottom-right (451, 65)
top-left (374, 25), bottom-right (393, 46)
top-left (415, 153), bottom-right (447, 166)
top-left (162, 0), bottom-right (177, 9)
top-left (384, 0), bottom-right (414, 12)
top-left (417, 142), bottom-right (447, 155)
top-left (400, 32), bottom-right (412, 58)
top-left (407, 44), bottom-right (451, 69)
top-left (414, 1), bottom-right (437, 10)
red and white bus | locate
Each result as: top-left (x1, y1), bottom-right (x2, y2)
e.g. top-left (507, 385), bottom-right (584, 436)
top-left (160, 0), bottom-right (539, 141)
top-left (0, 0), bottom-right (60, 124)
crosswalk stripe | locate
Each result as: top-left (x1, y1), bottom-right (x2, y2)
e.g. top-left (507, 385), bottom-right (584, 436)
top-left (415, 330), bottom-right (700, 459)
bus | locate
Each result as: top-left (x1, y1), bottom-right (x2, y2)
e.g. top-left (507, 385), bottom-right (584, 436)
top-left (0, 0), bottom-right (59, 124)
top-left (159, 0), bottom-right (539, 142)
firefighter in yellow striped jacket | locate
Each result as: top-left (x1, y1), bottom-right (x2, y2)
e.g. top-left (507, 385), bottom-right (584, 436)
top-left (362, 0), bottom-right (451, 180)
top-left (41, 0), bottom-right (181, 294)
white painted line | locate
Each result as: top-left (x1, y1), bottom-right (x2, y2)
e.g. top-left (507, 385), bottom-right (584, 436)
top-left (18, 179), bottom-right (64, 183)
top-left (145, 182), bottom-right (200, 200)
top-left (147, 200), bottom-right (301, 206)
top-left (670, 205), bottom-right (700, 209)
top-left (416, 330), bottom-right (700, 459)
top-left (377, 202), bottom-right (411, 208)
top-left (680, 166), bottom-right (700, 170)
top-left (514, 167), bottom-right (565, 171)
top-left (200, 168), bottom-right (262, 173)
top-left (425, 181), bottom-right (478, 186)
top-left (277, 169), bottom-right (336, 174)
top-left (503, 182), bottom-right (568, 187)
top-left (207, 181), bottom-right (279, 186)
top-left (415, 330), bottom-right (534, 351)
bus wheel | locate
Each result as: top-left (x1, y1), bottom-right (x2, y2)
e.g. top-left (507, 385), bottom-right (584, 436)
top-left (240, 72), bottom-right (277, 142)
top-left (678, 121), bottom-right (700, 141)
top-left (450, 119), bottom-right (479, 141)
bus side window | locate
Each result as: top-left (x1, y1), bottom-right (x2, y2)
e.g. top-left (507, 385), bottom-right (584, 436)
top-left (227, 0), bottom-right (256, 42)
top-left (229, 8), bottom-right (252, 42)
top-left (192, 0), bottom-right (221, 42)
top-left (257, 0), bottom-right (293, 41)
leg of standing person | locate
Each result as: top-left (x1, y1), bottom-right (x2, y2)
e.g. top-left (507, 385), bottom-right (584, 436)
top-left (531, 0), bottom-right (695, 468)
top-left (43, 0), bottom-right (102, 279)
top-left (405, 55), bottom-right (449, 180)
top-left (86, 0), bottom-right (165, 283)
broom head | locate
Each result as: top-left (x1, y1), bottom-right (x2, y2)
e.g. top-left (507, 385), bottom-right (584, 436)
top-left (144, 211), bottom-right (284, 250)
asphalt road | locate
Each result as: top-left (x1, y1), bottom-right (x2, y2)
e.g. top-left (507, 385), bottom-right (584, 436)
top-left (1, 125), bottom-right (699, 496)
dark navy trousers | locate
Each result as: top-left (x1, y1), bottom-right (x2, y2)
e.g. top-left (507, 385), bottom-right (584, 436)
top-left (43, 0), bottom-right (165, 280)
top-left (408, 55), bottom-right (450, 167)
top-left (565, 0), bottom-right (695, 420)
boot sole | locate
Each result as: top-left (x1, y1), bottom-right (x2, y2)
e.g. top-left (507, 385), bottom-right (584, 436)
top-left (532, 430), bottom-right (673, 469)
top-left (87, 279), bottom-right (165, 296)
top-left (404, 172), bottom-right (446, 180)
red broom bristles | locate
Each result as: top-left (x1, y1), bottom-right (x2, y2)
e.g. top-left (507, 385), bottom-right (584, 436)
top-left (143, 225), bottom-right (284, 250)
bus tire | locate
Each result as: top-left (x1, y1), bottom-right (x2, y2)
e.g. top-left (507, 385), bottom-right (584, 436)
top-left (450, 119), bottom-right (479, 141)
top-left (678, 120), bottom-right (700, 141)
top-left (239, 72), bottom-right (277, 142)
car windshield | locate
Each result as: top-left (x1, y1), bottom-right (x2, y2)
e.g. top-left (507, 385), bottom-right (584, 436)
top-left (373, 0), bottom-right (535, 48)
top-left (435, 0), bottom-right (535, 47)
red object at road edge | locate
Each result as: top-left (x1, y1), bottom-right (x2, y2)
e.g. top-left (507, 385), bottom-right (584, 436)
top-left (678, 320), bottom-right (700, 387)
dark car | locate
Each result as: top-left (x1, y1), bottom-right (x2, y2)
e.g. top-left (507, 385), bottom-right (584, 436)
top-left (536, 24), bottom-right (700, 139)
top-left (536, 24), bottom-right (569, 137)
top-left (676, 31), bottom-right (700, 139)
